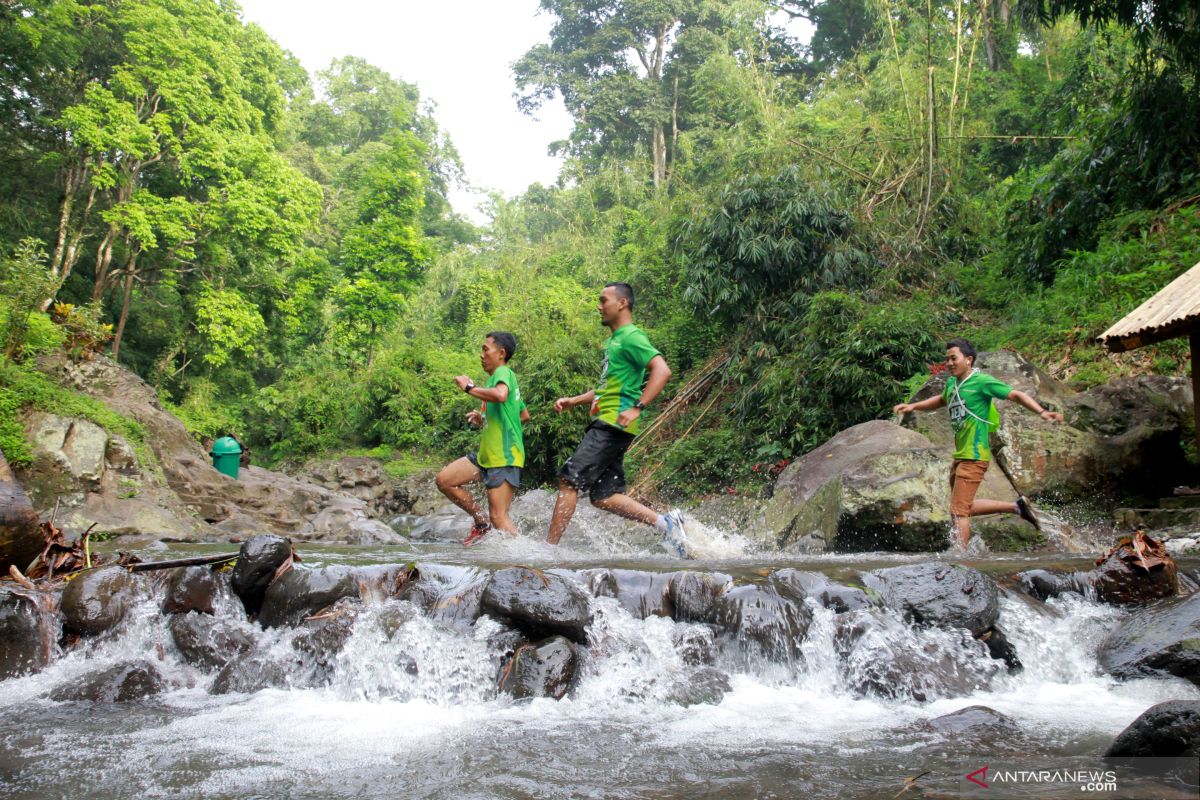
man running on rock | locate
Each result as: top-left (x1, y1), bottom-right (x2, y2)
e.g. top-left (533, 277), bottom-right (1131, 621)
top-left (892, 337), bottom-right (1064, 550)
top-left (546, 282), bottom-right (689, 557)
top-left (436, 332), bottom-right (529, 547)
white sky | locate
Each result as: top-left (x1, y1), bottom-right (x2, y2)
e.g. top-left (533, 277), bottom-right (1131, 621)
top-left (237, 0), bottom-right (574, 222)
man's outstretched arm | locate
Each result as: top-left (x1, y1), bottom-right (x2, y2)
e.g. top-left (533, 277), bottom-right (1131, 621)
top-left (554, 389), bottom-right (596, 413)
top-left (1007, 390), bottom-right (1064, 423)
top-left (894, 395), bottom-right (946, 415)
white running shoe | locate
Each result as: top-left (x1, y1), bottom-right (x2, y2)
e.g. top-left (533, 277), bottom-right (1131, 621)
top-left (661, 509), bottom-right (690, 558)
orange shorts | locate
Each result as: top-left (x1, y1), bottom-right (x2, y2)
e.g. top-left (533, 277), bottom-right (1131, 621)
top-left (949, 459), bottom-right (989, 517)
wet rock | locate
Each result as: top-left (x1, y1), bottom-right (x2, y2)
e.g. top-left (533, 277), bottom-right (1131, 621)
top-left (664, 666), bottom-right (731, 707)
top-left (1104, 701), bottom-right (1200, 757)
top-left (211, 651), bottom-right (300, 694)
top-left (480, 567), bottom-right (592, 644)
top-left (0, 586), bottom-right (57, 678)
top-left (1090, 534), bottom-right (1178, 606)
top-left (770, 569), bottom-right (873, 613)
top-left (980, 624), bottom-right (1022, 670)
top-left (928, 705), bottom-right (1021, 736)
top-left (396, 577), bottom-right (440, 613)
top-left (710, 584), bottom-right (812, 660)
top-left (863, 562), bottom-right (999, 636)
top-left (0, 449), bottom-right (43, 574)
top-left (50, 659), bottom-right (166, 702)
top-left (169, 612), bottom-right (257, 671)
top-left (669, 571), bottom-right (728, 622)
top-left (498, 635), bottom-right (578, 700)
top-left (426, 581), bottom-right (485, 626)
top-left (1015, 569), bottom-right (1090, 601)
top-left (230, 534), bottom-right (293, 616)
top-left (671, 625), bottom-right (720, 666)
top-left (60, 565), bottom-right (137, 636)
top-left (762, 420), bottom-right (950, 553)
top-left (1098, 593), bottom-right (1200, 685)
top-left (291, 600), bottom-right (360, 685)
top-left (837, 609), bottom-right (997, 701)
top-left (162, 566), bottom-right (219, 615)
top-left (257, 565), bottom-right (359, 629)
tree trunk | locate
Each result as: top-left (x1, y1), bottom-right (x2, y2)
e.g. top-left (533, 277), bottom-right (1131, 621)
top-left (110, 255), bottom-right (137, 362)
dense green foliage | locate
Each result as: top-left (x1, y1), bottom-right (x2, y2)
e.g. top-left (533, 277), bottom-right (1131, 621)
top-left (1, 0), bottom-right (1197, 494)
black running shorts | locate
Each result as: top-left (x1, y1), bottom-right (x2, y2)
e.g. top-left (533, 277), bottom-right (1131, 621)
top-left (559, 420), bottom-right (636, 502)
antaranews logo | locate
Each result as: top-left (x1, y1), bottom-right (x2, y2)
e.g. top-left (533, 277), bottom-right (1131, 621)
top-left (964, 765), bottom-right (1119, 793)
top-left (966, 766), bottom-right (989, 788)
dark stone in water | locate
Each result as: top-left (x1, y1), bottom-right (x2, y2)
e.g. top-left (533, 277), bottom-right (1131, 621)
top-left (291, 599), bottom-right (360, 684)
top-left (169, 611), bottom-right (257, 671)
top-left (61, 566), bottom-right (138, 637)
top-left (580, 568), bottom-right (674, 619)
top-left (162, 566), bottom-right (218, 615)
top-left (980, 624), bottom-right (1022, 671)
top-left (863, 562), bottom-right (998, 636)
top-left (257, 565), bottom-right (359, 629)
top-left (1015, 569), bottom-right (1088, 601)
top-left (230, 534), bottom-right (292, 616)
top-left (669, 571), bottom-right (727, 622)
top-left (498, 635), bottom-right (578, 700)
top-left (1098, 593), bottom-right (1200, 685)
top-left (770, 569), bottom-right (874, 613)
top-left (1091, 543), bottom-right (1178, 606)
top-left (664, 666), bottom-right (731, 707)
top-left (211, 651), bottom-right (301, 694)
top-left (928, 705), bottom-right (1020, 736)
top-left (480, 567), bottom-right (592, 644)
top-left (1105, 701), bottom-right (1200, 757)
top-left (483, 621), bottom-right (527, 677)
top-left (396, 578), bottom-right (440, 612)
top-left (50, 659), bottom-right (166, 702)
top-left (671, 624), bottom-right (719, 666)
top-left (0, 586), bottom-right (55, 678)
top-left (709, 584), bottom-right (812, 661)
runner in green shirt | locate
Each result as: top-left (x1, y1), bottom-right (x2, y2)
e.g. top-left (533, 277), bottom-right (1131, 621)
top-left (893, 338), bottom-right (1064, 550)
top-left (546, 282), bottom-right (691, 557)
top-left (435, 332), bottom-right (530, 547)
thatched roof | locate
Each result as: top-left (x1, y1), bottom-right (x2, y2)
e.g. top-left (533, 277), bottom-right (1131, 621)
top-left (1099, 261), bottom-right (1200, 353)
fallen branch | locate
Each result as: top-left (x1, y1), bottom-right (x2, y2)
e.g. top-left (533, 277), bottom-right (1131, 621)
top-left (125, 553), bottom-right (237, 573)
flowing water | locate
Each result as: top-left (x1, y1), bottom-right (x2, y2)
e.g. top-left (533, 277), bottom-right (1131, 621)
top-left (2, 500), bottom-right (1198, 799)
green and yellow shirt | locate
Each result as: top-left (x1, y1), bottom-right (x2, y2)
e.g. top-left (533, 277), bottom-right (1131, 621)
top-left (942, 370), bottom-right (1012, 461)
top-left (589, 323), bottom-right (661, 436)
top-left (477, 365), bottom-right (525, 468)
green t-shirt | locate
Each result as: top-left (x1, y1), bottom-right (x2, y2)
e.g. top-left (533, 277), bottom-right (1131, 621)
top-left (941, 370), bottom-right (1012, 461)
top-left (477, 365), bottom-right (525, 468)
top-left (590, 323), bottom-right (661, 436)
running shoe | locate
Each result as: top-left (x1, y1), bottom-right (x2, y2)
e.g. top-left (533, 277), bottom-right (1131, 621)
top-left (463, 521), bottom-right (491, 547)
top-left (1015, 496), bottom-right (1041, 531)
top-left (661, 509), bottom-right (690, 558)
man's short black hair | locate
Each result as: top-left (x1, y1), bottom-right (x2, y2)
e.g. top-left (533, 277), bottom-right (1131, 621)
top-left (946, 337), bottom-right (977, 365)
top-left (605, 281), bottom-right (635, 310)
top-left (487, 331), bottom-right (517, 361)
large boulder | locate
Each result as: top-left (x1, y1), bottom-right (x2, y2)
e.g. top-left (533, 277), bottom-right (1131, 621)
top-left (927, 705), bottom-right (1021, 737)
top-left (480, 567), bottom-right (593, 644)
top-left (49, 659), bottom-right (166, 702)
top-left (1098, 593), bottom-right (1200, 685)
top-left (60, 565), bottom-right (138, 636)
top-left (211, 651), bottom-right (300, 694)
top-left (0, 586), bottom-right (57, 678)
top-left (663, 666), bottom-right (732, 707)
top-left (762, 420), bottom-right (951, 553)
top-left (26, 412), bottom-right (109, 486)
top-left (770, 568), bottom-right (874, 613)
top-left (257, 565), bottom-right (360, 628)
top-left (862, 562), bottom-right (999, 636)
top-left (169, 612), bottom-right (258, 671)
top-left (498, 636), bottom-right (579, 700)
top-left (1104, 701), bottom-right (1200, 757)
top-left (229, 534), bottom-right (292, 616)
top-left (1089, 533), bottom-right (1179, 606)
top-left (0, 449), bottom-right (42, 573)
top-left (295, 457), bottom-right (399, 514)
top-left (669, 571), bottom-right (729, 622)
top-left (162, 566), bottom-right (220, 615)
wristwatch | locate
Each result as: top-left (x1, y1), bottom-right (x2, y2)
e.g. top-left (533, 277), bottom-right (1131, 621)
top-left (464, 381), bottom-right (475, 393)
top-left (634, 400), bottom-right (646, 410)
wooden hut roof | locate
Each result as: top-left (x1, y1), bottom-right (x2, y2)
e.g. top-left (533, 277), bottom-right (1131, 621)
top-left (1099, 261), bottom-right (1200, 352)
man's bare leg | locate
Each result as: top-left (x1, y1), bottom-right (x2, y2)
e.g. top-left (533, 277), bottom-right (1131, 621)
top-left (486, 481), bottom-right (518, 535)
top-left (970, 499), bottom-right (1018, 516)
top-left (435, 457), bottom-right (487, 526)
top-left (546, 480), bottom-right (579, 545)
top-left (952, 515), bottom-right (971, 549)
top-left (591, 492), bottom-right (659, 526)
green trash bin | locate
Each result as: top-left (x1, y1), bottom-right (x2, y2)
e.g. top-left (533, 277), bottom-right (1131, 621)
top-left (210, 435), bottom-right (243, 479)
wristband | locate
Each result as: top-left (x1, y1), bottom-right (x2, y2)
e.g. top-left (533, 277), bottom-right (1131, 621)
top-left (464, 382), bottom-right (475, 393)
top-left (634, 400), bottom-right (646, 411)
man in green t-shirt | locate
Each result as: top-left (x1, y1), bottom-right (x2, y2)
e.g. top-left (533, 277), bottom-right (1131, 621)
top-left (435, 331), bottom-right (529, 547)
top-left (546, 282), bottom-right (691, 557)
top-left (893, 338), bottom-right (1064, 549)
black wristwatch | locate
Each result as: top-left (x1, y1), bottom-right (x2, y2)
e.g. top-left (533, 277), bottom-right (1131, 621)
top-left (634, 400), bottom-right (646, 410)
top-left (464, 381), bottom-right (475, 393)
